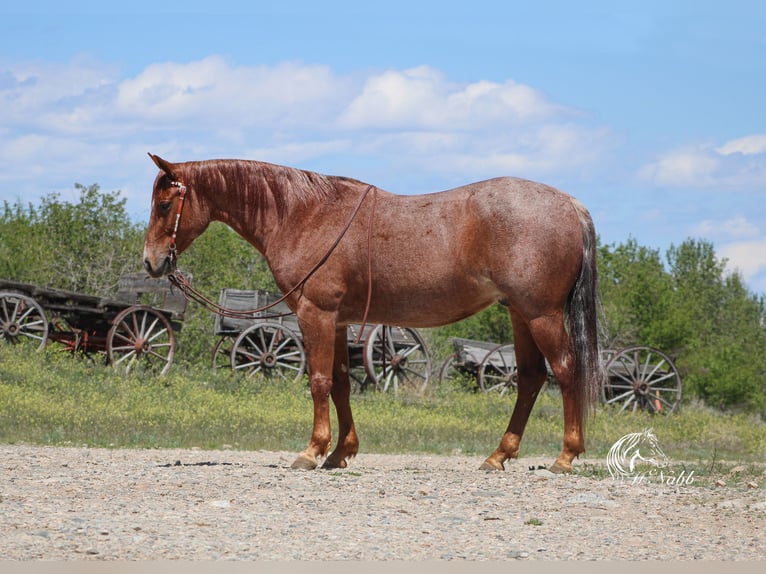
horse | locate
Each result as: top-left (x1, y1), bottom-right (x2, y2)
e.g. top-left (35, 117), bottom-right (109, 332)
top-left (142, 153), bottom-right (603, 473)
top-left (606, 428), bottom-right (670, 480)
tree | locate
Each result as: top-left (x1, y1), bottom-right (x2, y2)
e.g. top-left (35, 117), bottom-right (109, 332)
top-left (598, 236), bottom-right (766, 415)
top-left (0, 200), bottom-right (45, 281)
top-left (0, 184), bottom-right (144, 296)
top-left (667, 240), bottom-right (766, 412)
top-left (597, 237), bottom-right (677, 351)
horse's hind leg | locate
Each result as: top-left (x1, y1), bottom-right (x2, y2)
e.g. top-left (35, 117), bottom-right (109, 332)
top-left (524, 313), bottom-right (586, 473)
top-left (323, 326), bottom-right (360, 469)
top-left (480, 311), bottom-right (549, 471)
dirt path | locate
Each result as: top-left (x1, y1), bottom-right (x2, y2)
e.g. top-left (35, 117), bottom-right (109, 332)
top-left (1, 445), bottom-right (764, 561)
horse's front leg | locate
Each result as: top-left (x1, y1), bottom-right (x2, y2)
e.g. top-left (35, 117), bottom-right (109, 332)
top-left (290, 312), bottom-right (337, 470)
top-left (322, 326), bottom-right (359, 469)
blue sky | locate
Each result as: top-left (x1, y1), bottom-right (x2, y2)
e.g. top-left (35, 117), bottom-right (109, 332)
top-left (2, 1), bottom-right (766, 293)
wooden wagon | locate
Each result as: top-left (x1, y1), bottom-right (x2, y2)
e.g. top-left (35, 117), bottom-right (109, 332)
top-left (0, 272), bottom-right (190, 375)
top-left (438, 337), bottom-right (682, 414)
top-left (210, 288), bottom-right (432, 395)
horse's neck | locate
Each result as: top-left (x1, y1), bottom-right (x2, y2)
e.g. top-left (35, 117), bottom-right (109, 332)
top-left (200, 169), bottom-right (274, 253)
top-left (201, 161), bottom-right (346, 256)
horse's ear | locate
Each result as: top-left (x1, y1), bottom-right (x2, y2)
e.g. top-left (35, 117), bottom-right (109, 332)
top-left (148, 153), bottom-right (179, 180)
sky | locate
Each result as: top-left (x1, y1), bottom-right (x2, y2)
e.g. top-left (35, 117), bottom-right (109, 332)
top-left (2, 1), bottom-right (766, 293)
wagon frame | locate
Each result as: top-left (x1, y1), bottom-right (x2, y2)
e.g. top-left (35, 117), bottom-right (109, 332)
top-left (210, 288), bottom-right (433, 395)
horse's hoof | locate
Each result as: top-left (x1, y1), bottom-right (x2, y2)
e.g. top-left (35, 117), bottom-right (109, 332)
top-left (290, 454), bottom-right (318, 470)
top-left (321, 457), bottom-right (347, 470)
top-left (479, 459), bottom-right (504, 471)
top-left (548, 461), bottom-right (572, 474)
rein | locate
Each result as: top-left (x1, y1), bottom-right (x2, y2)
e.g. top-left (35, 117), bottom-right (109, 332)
top-left (166, 182), bottom-right (378, 344)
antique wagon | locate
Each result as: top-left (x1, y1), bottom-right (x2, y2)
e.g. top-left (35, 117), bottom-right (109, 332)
top-left (438, 337), bottom-right (682, 414)
top-left (0, 272), bottom-right (190, 375)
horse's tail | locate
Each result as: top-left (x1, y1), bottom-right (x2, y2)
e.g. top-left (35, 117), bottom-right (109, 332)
top-left (567, 198), bottom-right (604, 431)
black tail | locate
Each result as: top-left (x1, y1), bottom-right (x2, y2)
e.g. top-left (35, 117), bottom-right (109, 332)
top-left (567, 199), bottom-right (604, 428)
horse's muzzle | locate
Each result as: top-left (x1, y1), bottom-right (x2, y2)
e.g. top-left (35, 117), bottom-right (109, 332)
top-left (144, 256), bottom-right (171, 278)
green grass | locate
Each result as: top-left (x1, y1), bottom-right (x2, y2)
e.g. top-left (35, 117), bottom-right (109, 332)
top-left (1, 345), bottom-right (765, 469)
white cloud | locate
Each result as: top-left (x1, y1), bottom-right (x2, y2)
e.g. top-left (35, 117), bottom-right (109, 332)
top-left (719, 240), bottom-right (766, 292)
top-left (692, 216), bottom-right (761, 240)
top-left (115, 57), bottom-right (349, 130)
top-left (716, 134), bottom-right (766, 156)
top-left (242, 139), bottom-right (353, 166)
top-left (639, 134), bottom-right (766, 189)
top-left (637, 146), bottom-right (720, 187)
top-left (0, 56), bottom-right (614, 215)
top-left (339, 66), bottom-right (564, 130)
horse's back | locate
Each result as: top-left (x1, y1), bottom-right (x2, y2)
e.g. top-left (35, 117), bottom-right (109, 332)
top-left (336, 176), bottom-right (588, 325)
top-left (384, 176), bottom-right (582, 227)
top-left (377, 176), bottom-right (585, 261)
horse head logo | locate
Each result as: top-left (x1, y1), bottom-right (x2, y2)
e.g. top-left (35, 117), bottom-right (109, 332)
top-left (606, 428), bottom-right (670, 480)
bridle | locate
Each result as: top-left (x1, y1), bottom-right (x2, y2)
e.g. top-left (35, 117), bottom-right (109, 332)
top-left (167, 179), bottom-right (188, 271)
top-left (162, 178), bottom-right (378, 343)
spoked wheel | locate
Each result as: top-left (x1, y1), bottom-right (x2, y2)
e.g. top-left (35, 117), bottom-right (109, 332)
top-left (478, 343), bottom-right (517, 395)
top-left (0, 291), bottom-right (49, 351)
top-left (107, 306), bottom-right (176, 375)
top-left (437, 354), bottom-right (479, 391)
top-left (231, 322), bottom-right (306, 383)
top-left (603, 345), bottom-right (682, 414)
top-left (211, 336), bottom-right (235, 370)
top-left (363, 325), bottom-right (431, 395)
top-left (437, 355), bottom-right (459, 386)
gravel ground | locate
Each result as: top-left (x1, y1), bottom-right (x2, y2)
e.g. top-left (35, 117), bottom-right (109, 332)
top-left (1, 445), bottom-right (764, 561)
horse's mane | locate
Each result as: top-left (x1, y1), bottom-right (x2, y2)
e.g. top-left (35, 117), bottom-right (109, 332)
top-left (185, 159), bottom-right (347, 223)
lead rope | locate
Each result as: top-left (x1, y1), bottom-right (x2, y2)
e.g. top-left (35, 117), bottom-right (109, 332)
top-left (355, 183), bottom-right (378, 343)
top-left (167, 184), bottom-right (378, 331)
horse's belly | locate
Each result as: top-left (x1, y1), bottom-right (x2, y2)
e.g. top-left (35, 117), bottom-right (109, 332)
top-left (357, 275), bottom-right (502, 328)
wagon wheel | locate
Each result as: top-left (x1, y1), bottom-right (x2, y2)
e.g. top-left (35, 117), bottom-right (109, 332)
top-left (107, 306), bottom-right (176, 375)
top-left (438, 354), bottom-right (479, 391)
top-left (438, 355), bottom-right (459, 386)
top-left (0, 291), bottom-right (49, 351)
top-left (478, 343), bottom-right (518, 395)
top-left (363, 325), bottom-right (431, 395)
top-left (603, 345), bottom-right (681, 414)
top-left (231, 322), bottom-right (306, 384)
top-left (211, 336), bottom-right (235, 370)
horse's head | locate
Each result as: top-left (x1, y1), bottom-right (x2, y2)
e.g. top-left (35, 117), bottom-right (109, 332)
top-left (143, 153), bottom-right (209, 277)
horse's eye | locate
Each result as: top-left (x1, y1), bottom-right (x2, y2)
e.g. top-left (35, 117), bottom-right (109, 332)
top-left (158, 201), bottom-right (172, 215)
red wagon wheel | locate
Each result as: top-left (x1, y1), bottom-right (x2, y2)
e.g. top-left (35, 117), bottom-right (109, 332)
top-left (363, 325), bottom-right (432, 395)
top-left (107, 305), bottom-right (176, 375)
top-left (0, 291), bottom-right (49, 351)
top-left (603, 345), bottom-right (682, 414)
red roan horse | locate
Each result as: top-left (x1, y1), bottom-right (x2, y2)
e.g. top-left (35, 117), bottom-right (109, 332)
top-left (143, 154), bottom-right (603, 472)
